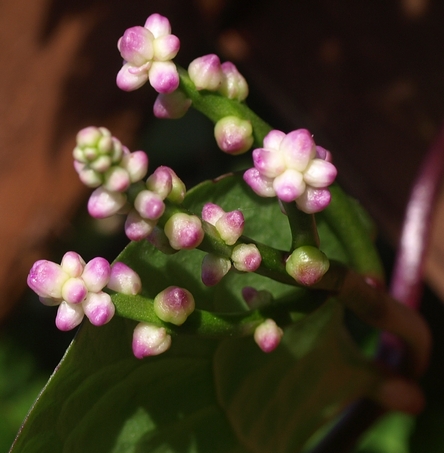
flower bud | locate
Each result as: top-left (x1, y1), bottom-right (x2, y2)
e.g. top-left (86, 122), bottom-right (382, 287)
top-left (82, 292), bottom-right (115, 326)
top-left (231, 244), bottom-right (262, 272)
top-left (81, 257), bottom-right (111, 292)
top-left (153, 91), bottom-right (192, 119)
top-left (285, 246), bottom-right (330, 286)
top-left (55, 301), bottom-right (84, 331)
top-left (118, 26), bottom-right (154, 66)
top-left (124, 209), bottom-right (157, 241)
top-left (219, 61), bottom-right (249, 101)
top-left (103, 166), bottom-right (131, 192)
top-left (107, 262), bottom-right (142, 295)
top-left (60, 251), bottom-right (85, 278)
top-left (164, 213), bottom-right (204, 250)
top-left (201, 202), bottom-right (224, 225)
top-left (188, 54), bottom-right (222, 91)
top-left (201, 254), bottom-right (231, 286)
top-left (134, 190), bottom-right (165, 220)
top-left (153, 286), bottom-right (195, 325)
top-left (254, 319), bottom-right (283, 353)
top-left (27, 260), bottom-right (69, 299)
top-left (215, 210), bottom-right (244, 245)
top-left (214, 116), bottom-right (253, 155)
top-left (87, 186), bottom-right (127, 219)
top-left (121, 151), bottom-right (149, 183)
top-left (61, 277), bottom-right (88, 304)
top-left (242, 286), bottom-right (273, 309)
top-left (295, 187), bottom-right (332, 214)
top-left (132, 322), bottom-right (172, 358)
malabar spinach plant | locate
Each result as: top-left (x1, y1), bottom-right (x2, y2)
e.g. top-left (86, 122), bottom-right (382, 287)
top-left (11, 13), bottom-right (433, 453)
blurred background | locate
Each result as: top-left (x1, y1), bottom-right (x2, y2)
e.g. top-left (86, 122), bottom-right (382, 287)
top-left (2, 0), bottom-right (444, 450)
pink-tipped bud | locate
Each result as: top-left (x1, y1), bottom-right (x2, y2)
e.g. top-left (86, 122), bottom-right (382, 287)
top-left (121, 151), bottom-right (149, 183)
top-left (82, 292), bottom-right (115, 326)
top-left (273, 169), bottom-right (306, 203)
top-left (107, 262), bottom-right (142, 295)
top-left (148, 61), bottom-right (180, 94)
top-left (254, 319), bottom-right (283, 353)
top-left (87, 186), bottom-right (127, 219)
top-left (242, 286), bottom-right (273, 309)
top-left (81, 257), bottom-right (111, 293)
top-left (103, 166), bottom-right (131, 192)
top-left (243, 168), bottom-right (276, 198)
top-left (164, 213), bottom-right (204, 250)
top-left (153, 91), bottom-right (192, 119)
top-left (146, 166), bottom-right (173, 199)
top-left (231, 244), bottom-right (262, 272)
top-left (215, 210), bottom-right (244, 245)
top-left (61, 277), bottom-right (88, 304)
top-left (132, 322), bottom-right (172, 359)
top-left (125, 209), bottom-right (157, 241)
top-left (188, 54), bottom-right (222, 91)
top-left (60, 251), bottom-right (85, 278)
top-left (55, 301), bottom-right (84, 331)
top-left (202, 202), bottom-right (224, 225)
top-left (153, 286), bottom-right (195, 325)
top-left (201, 254), bottom-right (232, 286)
top-left (118, 26), bottom-right (154, 66)
top-left (214, 116), bottom-right (253, 155)
top-left (219, 61), bottom-right (249, 101)
top-left (134, 190), bottom-right (165, 220)
top-left (295, 187), bottom-right (332, 214)
top-left (27, 260), bottom-right (69, 299)
top-left (116, 62), bottom-right (150, 92)
top-left (285, 246), bottom-right (330, 286)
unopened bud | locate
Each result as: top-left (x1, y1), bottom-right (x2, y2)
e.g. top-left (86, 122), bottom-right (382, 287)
top-left (254, 319), bottom-right (283, 353)
top-left (188, 54), bottom-right (222, 91)
top-left (231, 243), bottom-right (262, 272)
top-left (132, 322), bottom-right (172, 359)
top-left (201, 254), bottom-right (232, 286)
top-left (285, 246), bottom-right (330, 286)
top-left (153, 286), bottom-right (195, 325)
top-left (214, 116), bottom-right (253, 155)
top-left (107, 262), bottom-right (142, 295)
top-left (164, 213), bottom-right (204, 250)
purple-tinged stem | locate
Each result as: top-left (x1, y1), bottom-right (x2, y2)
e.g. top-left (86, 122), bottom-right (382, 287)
top-left (308, 122), bottom-right (444, 453)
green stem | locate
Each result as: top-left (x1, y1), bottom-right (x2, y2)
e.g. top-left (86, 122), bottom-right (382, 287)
top-left (281, 201), bottom-right (320, 250)
top-left (178, 67), bottom-right (272, 147)
top-left (111, 289), bottom-right (326, 338)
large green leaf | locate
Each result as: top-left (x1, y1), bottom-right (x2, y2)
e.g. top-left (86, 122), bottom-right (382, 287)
top-left (11, 174), bottom-right (382, 453)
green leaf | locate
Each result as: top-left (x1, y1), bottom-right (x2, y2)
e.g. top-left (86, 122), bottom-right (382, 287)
top-left (11, 174), bottom-right (382, 453)
top-left (214, 299), bottom-right (381, 453)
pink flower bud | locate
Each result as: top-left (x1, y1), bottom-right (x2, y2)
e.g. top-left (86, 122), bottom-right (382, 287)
top-left (231, 244), bottom-right (262, 272)
top-left (144, 13), bottom-right (172, 39)
top-left (272, 169), bottom-right (305, 202)
top-left (61, 277), bottom-right (88, 304)
top-left (243, 168), bottom-right (276, 198)
top-left (134, 190), bottom-right (165, 220)
top-left (148, 61), bottom-right (180, 94)
top-left (87, 186), bottom-right (127, 218)
top-left (81, 257), bottom-right (111, 292)
top-left (201, 254), bottom-right (232, 286)
top-left (124, 209), bottom-right (156, 241)
top-left (280, 129), bottom-right (316, 172)
top-left (215, 210), bottom-right (244, 245)
top-left (153, 286), bottom-right (195, 325)
top-left (153, 91), bottom-right (192, 119)
top-left (219, 61), bottom-right (249, 101)
top-left (107, 262), bottom-right (142, 295)
top-left (82, 292), bottom-right (115, 326)
top-left (118, 26), bottom-right (154, 66)
top-left (121, 151), bottom-right (149, 183)
top-left (27, 260), bottom-right (69, 299)
top-left (164, 213), bottom-right (204, 250)
top-left (188, 54), bottom-right (222, 91)
top-left (254, 319), bottom-right (283, 353)
top-left (201, 202), bottom-right (224, 225)
top-left (132, 322), bottom-right (172, 358)
top-left (116, 62), bottom-right (150, 92)
top-left (55, 301), bottom-right (84, 331)
top-left (303, 159), bottom-right (337, 188)
top-left (146, 166), bottom-right (173, 199)
top-left (214, 116), bottom-right (253, 155)
top-left (60, 251), bottom-right (85, 278)
top-left (103, 166), bottom-right (131, 192)
top-left (242, 286), bottom-right (273, 309)
top-left (295, 187), bottom-right (332, 214)
top-left (285, 246), bottom-right (330, 286)
top-left (252, 148), bottom-right (286, 178)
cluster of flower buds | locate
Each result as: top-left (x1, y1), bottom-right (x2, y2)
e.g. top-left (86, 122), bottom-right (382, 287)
top-left (285, 245), bottom-right (330, 286)
top-left (243, 129), bottom-right (337, 213)
top-left (116, 13), bottom-right (180, 93)
top-left (199, 203), bottom-right (261, 285)
top-left (73, 126), bottom-right (148, 191)
top-left (27, 252), bottom-right (141, 331)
